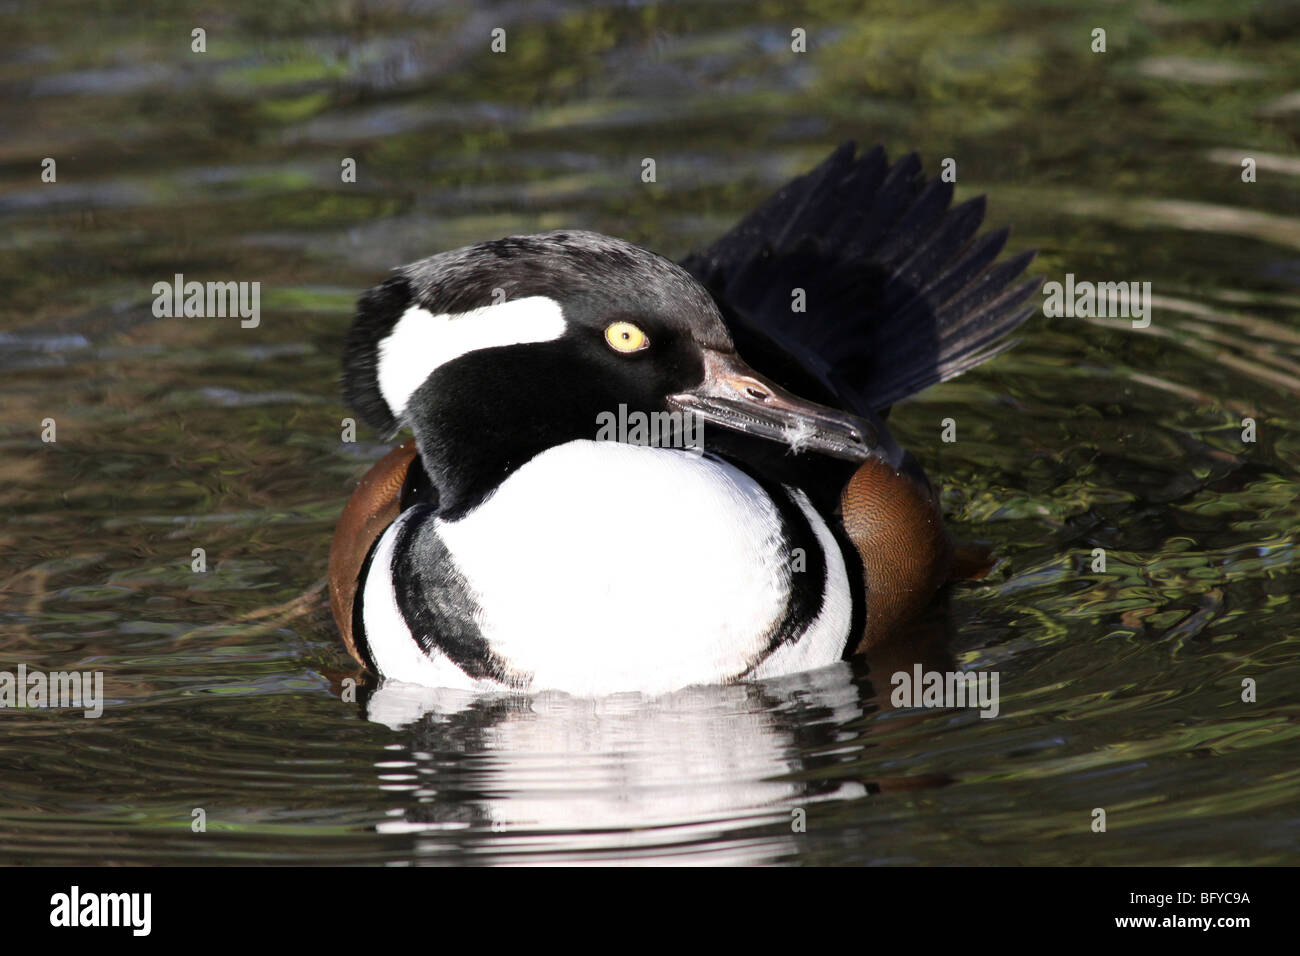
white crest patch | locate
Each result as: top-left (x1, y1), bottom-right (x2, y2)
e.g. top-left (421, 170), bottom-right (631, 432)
top-left (376, 296), bottom-right (567, 421)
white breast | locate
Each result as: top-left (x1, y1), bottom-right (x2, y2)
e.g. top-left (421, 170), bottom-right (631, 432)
top-left (450, 441), bottom-right (806, 695)
top-left (364, 440), bottom-right (855, 696)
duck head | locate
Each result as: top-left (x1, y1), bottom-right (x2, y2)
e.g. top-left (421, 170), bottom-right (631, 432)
top-left (343, 230), bottom-right (880, 519)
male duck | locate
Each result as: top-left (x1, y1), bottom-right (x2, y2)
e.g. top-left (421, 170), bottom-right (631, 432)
top-left (328, 143), bottom-right (1037, 696)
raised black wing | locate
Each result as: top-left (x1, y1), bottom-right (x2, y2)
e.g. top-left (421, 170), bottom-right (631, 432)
top-left (681, 142), bottom-right (1039, 418)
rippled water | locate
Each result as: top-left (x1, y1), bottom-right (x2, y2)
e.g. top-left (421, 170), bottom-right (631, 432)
top-left (2, 0), bottom-right (1298, 865)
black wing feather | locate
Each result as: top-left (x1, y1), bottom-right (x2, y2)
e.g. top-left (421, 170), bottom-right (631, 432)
top-left (681, 142), bottom-right (1039, 417)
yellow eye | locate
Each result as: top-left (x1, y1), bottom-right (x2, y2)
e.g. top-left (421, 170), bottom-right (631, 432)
top-left (604, 321), bottom-right (649, 354)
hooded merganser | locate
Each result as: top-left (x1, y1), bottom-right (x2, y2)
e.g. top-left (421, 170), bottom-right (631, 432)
top-left (329, 143), bottom-right (1037, 696)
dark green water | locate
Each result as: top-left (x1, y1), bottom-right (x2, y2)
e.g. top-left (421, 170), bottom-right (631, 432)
top-left (2, 0), bottom-right (1298, 864)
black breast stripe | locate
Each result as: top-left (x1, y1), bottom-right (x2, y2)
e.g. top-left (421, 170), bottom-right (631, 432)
top-left (350, 535), bottom-right (383, 674)
top-left (729, 463), bottom-right (833, 672)
top-left (390, 505), bottom-right (530, 687)
top-left (829, 518), bottom-right (866, 660)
